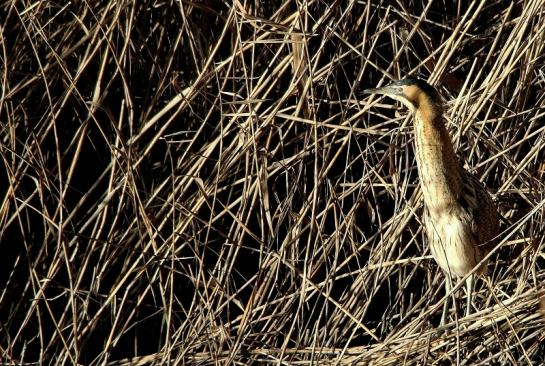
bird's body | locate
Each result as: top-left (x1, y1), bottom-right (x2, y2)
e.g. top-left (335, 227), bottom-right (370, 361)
top-left (364, 79), bottom-right (499, 322)
top-left (424, 173), bottom-right (498, 278)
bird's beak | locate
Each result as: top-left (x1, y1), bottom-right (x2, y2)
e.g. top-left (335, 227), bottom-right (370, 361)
top-left (362, 85), bottom-right (403, 97)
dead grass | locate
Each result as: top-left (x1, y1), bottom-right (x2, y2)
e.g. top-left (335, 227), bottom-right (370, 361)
top-left (1, 0), bottom-right (545, 365)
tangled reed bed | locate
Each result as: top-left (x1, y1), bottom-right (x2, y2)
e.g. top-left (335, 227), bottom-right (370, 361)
top-left (1, 1), bottom-right (545, 364)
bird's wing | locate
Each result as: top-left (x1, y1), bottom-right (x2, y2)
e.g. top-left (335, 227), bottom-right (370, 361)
top-left (458, 172), bottom-right (499, 247)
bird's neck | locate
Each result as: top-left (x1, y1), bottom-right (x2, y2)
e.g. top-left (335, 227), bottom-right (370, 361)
top-left (413, 109), bottom-right (463, 214)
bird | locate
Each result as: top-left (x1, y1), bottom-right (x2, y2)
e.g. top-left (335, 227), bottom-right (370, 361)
top-left (363, 79), bottom-right (499, 324)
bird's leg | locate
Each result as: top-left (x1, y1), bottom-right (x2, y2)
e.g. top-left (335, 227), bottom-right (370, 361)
top-left (465, 274), bottom-right (474, 318)
top-left (441, 275), bottom-right (453, 325)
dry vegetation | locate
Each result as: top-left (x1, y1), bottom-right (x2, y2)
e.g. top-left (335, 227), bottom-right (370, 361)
top-left (1, 0), bottom-right (545, 365)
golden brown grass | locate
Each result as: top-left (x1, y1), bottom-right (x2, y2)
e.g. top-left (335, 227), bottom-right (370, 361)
top-left (1, 1), bottom-right (544, 364)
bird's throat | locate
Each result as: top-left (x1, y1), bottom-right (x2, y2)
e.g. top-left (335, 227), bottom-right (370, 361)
top-left (413, 111), bottom-right (463, 213)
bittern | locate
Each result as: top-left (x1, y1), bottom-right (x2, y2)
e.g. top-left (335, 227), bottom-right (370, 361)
top-left (364, 79), bottom-right (499, 324)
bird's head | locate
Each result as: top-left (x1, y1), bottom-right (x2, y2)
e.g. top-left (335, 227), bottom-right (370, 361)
top-left (363, 79), bottom-right (442, 117)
